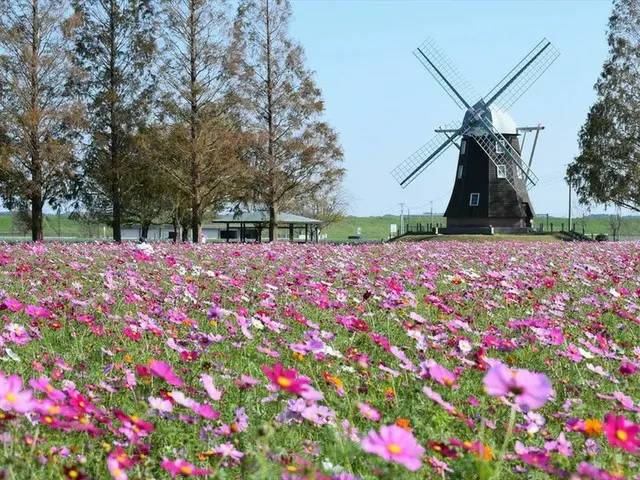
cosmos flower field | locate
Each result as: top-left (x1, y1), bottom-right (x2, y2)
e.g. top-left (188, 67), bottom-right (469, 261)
top-left (0, 241), bottom-right (639, 479)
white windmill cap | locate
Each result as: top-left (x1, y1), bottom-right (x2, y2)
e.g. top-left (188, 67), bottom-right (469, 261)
top-left (487, 106), bottom-right (518, 135)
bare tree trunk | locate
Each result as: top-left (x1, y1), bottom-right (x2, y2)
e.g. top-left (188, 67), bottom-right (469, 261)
top-left (29, 0), bottom-right (44, 242)
top-left (188, 0), bottom-right (201, 244)
top-left (109, 0), bottom-right (122, 243)
top-left (268, 203), bottom-right (277, 242)
top-left (141, 221), bottom-right (150, 239)
top-left (31, 197), bottom-right (43, 241)
top-left (181, 220), bottom-right (190, 242)
top-left (265, 0), bottom-right (277, 243)
top-left (191, 199), bottom-right (202, 243)
top-left (113, 194), bottom-right (122, 242)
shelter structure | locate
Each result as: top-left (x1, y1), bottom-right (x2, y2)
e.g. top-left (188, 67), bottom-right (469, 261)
top-left (122, 212), bottom-right (324, 243)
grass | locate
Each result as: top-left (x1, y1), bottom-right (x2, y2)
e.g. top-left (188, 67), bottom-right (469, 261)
top-left (0, 212), bottom-right (638, 242)
top-left (324, 215), bottom-right (640, 240)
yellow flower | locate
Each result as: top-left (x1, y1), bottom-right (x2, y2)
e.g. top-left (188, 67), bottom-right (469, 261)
top-left (395, 418), bottom-right (412, 432)
top-left (584, 419), bottom-right (603, 437)
top-left (324, 375), bottom-right (343, 389)
top-left (473, 443), bottom-right (494, 461)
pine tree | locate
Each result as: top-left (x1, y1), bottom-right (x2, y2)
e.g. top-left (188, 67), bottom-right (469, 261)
top-left (234, 0), bottom-right (344, 241)
top-left (567, 0), bottom-right (640, 211)
top-left (0, 0), bottom-right (83, 241)
top-left (159, 0), bottom-right (242, 243)
top-left (71, 0), bottom-right (157, 242)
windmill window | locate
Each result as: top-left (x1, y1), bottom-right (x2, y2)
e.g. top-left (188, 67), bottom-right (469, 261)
top-left (497, 165), bottom-right (507, 179)
top-left (495, 138), bottom-right (508, 154)
top-left (469, 193), bottom-right (480, 206)
top-left (457, 165), bottom-right (463, 179)
top-left (460, 140), bottom-right (467, 155)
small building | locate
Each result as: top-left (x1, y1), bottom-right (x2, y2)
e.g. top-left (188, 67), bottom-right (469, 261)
top-left (122, 212), bottom-right (325, 243)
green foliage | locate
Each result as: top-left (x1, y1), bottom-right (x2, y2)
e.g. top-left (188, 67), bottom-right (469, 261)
top-left (71, 0), bottom-right (158, 241)
top-left (234, 0), bottom-right (345, 241)
top-left (567, 0), bottom-right (640, 212)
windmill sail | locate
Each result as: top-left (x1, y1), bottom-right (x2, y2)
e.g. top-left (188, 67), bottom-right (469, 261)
top-left (484, 38), bottom-right (560, 112)
top-left (413, 38), bottom-right (479, 110)
top-left (392, 122), bottom-right (465, 187)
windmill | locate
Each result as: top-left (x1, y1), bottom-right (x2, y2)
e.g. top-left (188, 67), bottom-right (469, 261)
top-left (391, 38), bottom-right (559, 230)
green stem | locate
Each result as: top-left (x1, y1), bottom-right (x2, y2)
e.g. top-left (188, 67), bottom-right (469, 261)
top-left (493, 405), bottom-right (517, 479)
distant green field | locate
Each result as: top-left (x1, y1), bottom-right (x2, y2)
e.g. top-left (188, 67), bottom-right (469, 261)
top-left (0, 214), bottom-right (111, 239)
top-left (323, 215), bottom-right (640, 240)
top-left (0, 213), bottom-right (639, 241)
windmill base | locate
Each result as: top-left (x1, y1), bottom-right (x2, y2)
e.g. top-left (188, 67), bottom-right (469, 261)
top-left (438, 226), bottom-right (535, 235)
top-left (446, 217), bottom-right (533, 228)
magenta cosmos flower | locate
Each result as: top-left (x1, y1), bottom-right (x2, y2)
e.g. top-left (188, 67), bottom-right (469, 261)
top-left (361, 424), bottom-right (425, 471)
top-left (149, 360), bottom-right (184, 387)
top-left (604, 413), bottom-right (640, 453)
top-left (160, 458), bottom-right (212, 477)
top-left (483, 364), bottom-right (551, 409)
top-left (262, 363), bottom-right (310, 395)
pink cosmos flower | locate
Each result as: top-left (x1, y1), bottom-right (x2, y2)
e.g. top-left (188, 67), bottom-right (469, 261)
top-left (2, 298), bottom-right (22, 312)
top-left (107, 449), bottom-right (133, 480)
top-left (149, 360), bottom-right (184, 387)
top-left (422, 360), bottom-right (458, 388)
top-left (160, 458), bottom-right (212, 477)
top-left (200, 374), bottom-right (222, 400)
top-left (148, 396), bottom-right (173, 413)
top-left (361, 425), bottom-right (425, 471)
top-left (262, 363), bottom-right (310, 395)
top-left (483, 364), bottom-right (551, 409)
top-left (603, 413), bottom-right (640, 453)
top-left (358, 402), bottom-right (381, 422)
top-left (170, 391), bottom-right (220, 420)
top-left (29, 376), bottom-right (66, 401)
top-left (0, 374), bottom-right (35, 413)
top-left (212, 442), bottom-right (244, 463)
top-left (24, 305), bottom-right (52, 318)
top-left (107, 456), bottom-right (128, 480)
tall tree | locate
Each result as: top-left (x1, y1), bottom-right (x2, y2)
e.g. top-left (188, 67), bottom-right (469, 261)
top-left (71, 0), bottom-right (156, 242)
top-left (127, 127), bottom-right (173, 238)
top-left (567, 0), bottom-right (640, 211)
top-left (234, 0), bottom-right (344, 241)
top-left (0, 0), bottom-right (82, 241)
top-left (159, 0), bottom-right (242, 243)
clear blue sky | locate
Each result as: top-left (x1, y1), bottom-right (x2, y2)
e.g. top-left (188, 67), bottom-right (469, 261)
top-left (289, 0), bottom-right (615, 217)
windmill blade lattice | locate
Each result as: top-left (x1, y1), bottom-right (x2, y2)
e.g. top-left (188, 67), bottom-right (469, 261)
top-left (474, 117), bottom-right (540, 189)
top-left (391, 121), bottom-right (465, 187)
top-left (414, 38), bottom-right (479, 110)
top-left (484, 38), bottom-right (560, 112)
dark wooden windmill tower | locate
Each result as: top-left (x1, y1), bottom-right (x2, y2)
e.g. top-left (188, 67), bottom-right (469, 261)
top-left (391, 38), bottom-right (559, 231)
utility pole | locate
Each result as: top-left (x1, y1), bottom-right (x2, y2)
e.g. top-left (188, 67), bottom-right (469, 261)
top-left (568, 176), bottom-right (572, 232)
top-left (399, 203), bottom-right (405, 234)
top-left (430, 201), bottom-right (434, 227)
